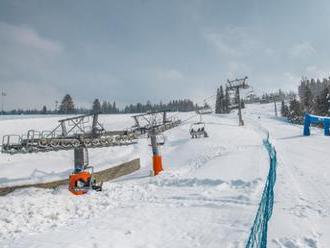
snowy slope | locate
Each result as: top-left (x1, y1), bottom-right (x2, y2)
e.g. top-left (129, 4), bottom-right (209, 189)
top-left (244, 103), bottom-right (330, 247)
top-left (0, 112), bottom-right (269, 247)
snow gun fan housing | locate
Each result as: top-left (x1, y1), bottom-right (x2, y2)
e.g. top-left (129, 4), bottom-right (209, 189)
top-left (69, 171), bottom-right (101, 195)
top-left (69, 146), bottom-right (102, 195)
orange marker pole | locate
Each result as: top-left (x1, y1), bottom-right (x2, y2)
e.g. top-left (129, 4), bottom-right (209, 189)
top-left (150, 128), bottom-right (163, 175)
top-left (153, 154), bottom-right (163, 176)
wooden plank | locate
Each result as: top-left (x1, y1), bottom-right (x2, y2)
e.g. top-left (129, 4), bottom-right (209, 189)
top-left (0, 158), bottom-right (140, 196)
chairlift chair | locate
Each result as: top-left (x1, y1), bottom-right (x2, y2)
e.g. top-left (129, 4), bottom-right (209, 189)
top-left (189, 122), bottom-right (208, 138)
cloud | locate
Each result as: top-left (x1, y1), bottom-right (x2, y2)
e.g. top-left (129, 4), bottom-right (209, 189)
top-left (203, 26), bottom-right (262, 58)
top-left (283, 72), bottom-right (300, 86)
top-left (153, 68), bottom-right (184, 81)
top-left (289, 42), bottom-right (316, 59)
top-left (226, 61), bottom-right (251, 79)
top-left (2, 81), bottom-right (63, 110)
top-left (144, 67), bottom-right (187, 101)
top-left (0, 22), bottom-right (62, 54)
top-left (264, 48), bottom-right (275, 56)
top-left (204, 32), bottom-right (239, 57)
top-left (303, 65), bottom-right (328, 79)
top-left (0, 22), bottom-right (64, 109)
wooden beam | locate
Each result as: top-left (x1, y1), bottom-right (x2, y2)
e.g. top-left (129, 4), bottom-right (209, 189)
top-left (0, 158), bottom-right (140, 196)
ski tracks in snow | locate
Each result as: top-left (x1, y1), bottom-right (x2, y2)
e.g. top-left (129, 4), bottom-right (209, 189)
top-left (0, 172), bottom-right (264, 247)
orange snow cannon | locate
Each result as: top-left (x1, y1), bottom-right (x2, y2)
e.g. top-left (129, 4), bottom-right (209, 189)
top-left (68, 146), bottom-right (103, 195)
top-left (69, 171), bottom-right (92, 195)
top-left (68, 170), bottom-right (103, 195)
top-left (153, 154), bottom-right (163, 176)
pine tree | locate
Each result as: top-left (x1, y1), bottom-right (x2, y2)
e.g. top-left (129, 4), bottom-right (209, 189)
top-left (219, 85), bottom-right (224, 113)
top-left (302, 86), bottom-right (313, 113)
top-left (92, 98), bottom-right (101, 113)
top-left (281, 100), bottom-right (289, 117)
top-left (108, 101), bottom-right (113, 113)
top-left (315, 87), bottom-right (330, 116)
top-left (101, 101), bottom-right (108, 113)
top-left (288, 98), bottom-right (303, 123)
top-left (113, 101), bottom-right (118, 113)
top-left (215, 88), bottom-right (220, 113)
top-left (59, 94), bottom-right (75, 114)
top-left (224, 86), bottom-right (230, 113)
top-left (41, 105), bottom-right (47, 114)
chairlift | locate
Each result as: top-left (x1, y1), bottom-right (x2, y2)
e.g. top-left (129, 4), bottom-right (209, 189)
top-left (197, 107), bottom-right (212, 115)
top-left (196, 101), bottom-right (213, 115)
top-left (189, 122), bottom-right (208, 139)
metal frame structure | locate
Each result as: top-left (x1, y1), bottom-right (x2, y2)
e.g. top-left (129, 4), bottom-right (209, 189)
top-left (1, 113), bottom-right (137, 154)
top-left (1, 111), bottom-right (182, 194)
top-left (132, 110), bottom-right (181, 176)
top-left (227, 76), bottom-right (249, 126)
top-left (131, 110), bottom-right (181, 135)
top-left (1, 111), bottom-right (182, 154)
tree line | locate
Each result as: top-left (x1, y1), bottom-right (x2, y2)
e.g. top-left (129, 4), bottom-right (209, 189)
top-left (214, 85), bottom-right (244, 114)
top-left (281, 77), bottom-right (330, 123)
top-left (2, 94), bottom-right (200, 115)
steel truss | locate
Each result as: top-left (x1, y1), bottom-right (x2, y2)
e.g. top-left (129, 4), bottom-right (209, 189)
top-left (1, 113), bottom-right (136, 154)
top-left (131, 110), bottom-right (181, 135)
top-left (1, 111), bottom-right (181, 154)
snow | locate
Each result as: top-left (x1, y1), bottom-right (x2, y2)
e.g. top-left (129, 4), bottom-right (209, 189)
top-left (0, 103), bottom-right (329, 247)
top-left (245, 103), bottom-right (330, 247)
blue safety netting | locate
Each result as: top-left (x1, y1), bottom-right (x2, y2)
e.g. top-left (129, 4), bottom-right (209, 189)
top-left (246, 134), bottom-right (277, 248)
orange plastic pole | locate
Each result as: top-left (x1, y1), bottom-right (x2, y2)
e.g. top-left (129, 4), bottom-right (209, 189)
top-left (153, 154), bottom-right (163, 175)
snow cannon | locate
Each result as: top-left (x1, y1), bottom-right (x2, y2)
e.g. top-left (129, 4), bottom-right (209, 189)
top-left (69, 146), bottom-right (102, 195)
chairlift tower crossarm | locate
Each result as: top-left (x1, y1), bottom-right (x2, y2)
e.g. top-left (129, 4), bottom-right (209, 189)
top-left (131, 110), bottom-right (181, 135)
top-left (226, 77), bottom-right (249, 126)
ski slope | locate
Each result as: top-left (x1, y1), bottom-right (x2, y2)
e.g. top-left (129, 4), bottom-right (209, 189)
top-left (0, 103), bottom-right (329, 247)
top-left (245, 104), bottom-right (330, 247)
top-left (0, 111), bottom-right (269, 247)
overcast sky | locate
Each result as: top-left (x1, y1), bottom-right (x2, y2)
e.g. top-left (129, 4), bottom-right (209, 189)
top-left (1, 0), bottom-right (330, 110)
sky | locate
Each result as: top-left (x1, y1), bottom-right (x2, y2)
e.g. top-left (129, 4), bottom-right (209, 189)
top-left (1, 0), bottom-right (330, 110)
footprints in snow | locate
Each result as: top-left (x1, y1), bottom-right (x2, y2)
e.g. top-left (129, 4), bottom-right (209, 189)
top-left (285, 197), bottom-right (328, 218)
top-left (272, 235), bottom-right (319, 248)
